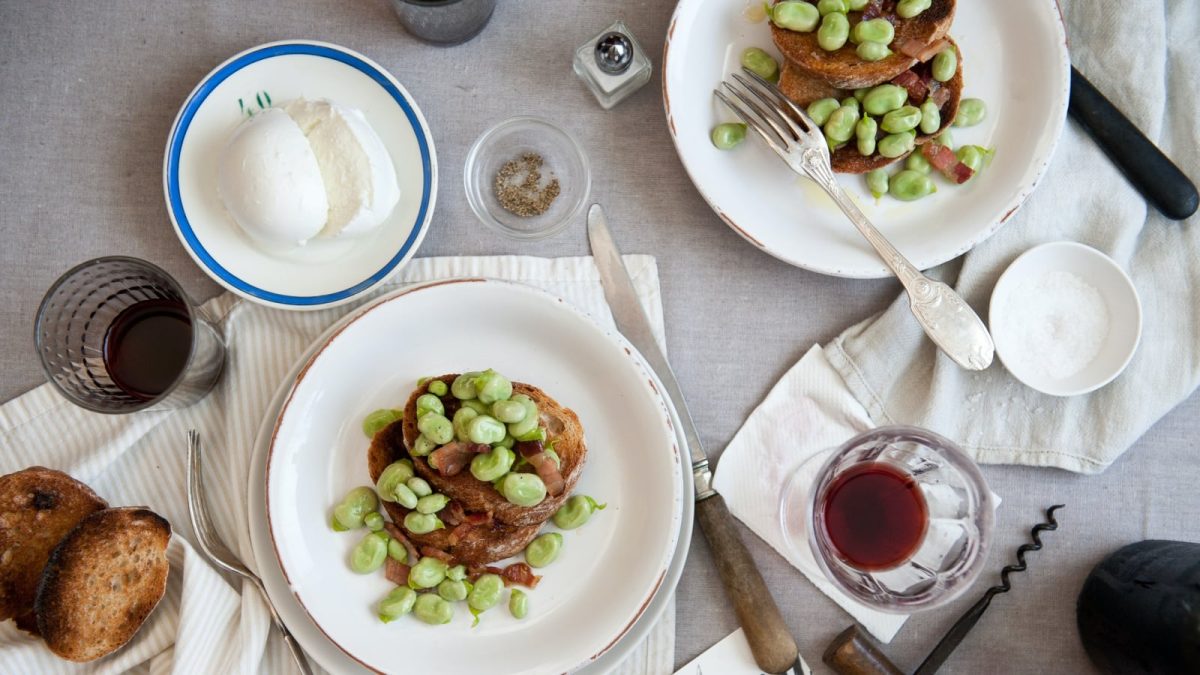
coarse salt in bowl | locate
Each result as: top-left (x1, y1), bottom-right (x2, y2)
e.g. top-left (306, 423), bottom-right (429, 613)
top-left (989, 241), bottom-right (1142, 397)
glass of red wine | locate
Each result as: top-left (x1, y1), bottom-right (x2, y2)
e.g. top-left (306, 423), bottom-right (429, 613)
top-left (780, 426), bottom-right (994, 612)
top-left (35, 257), bottom-right (225, 413)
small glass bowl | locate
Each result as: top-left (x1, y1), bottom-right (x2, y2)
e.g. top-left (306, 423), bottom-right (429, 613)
top-left (463, 116), bottom-right (590, 240)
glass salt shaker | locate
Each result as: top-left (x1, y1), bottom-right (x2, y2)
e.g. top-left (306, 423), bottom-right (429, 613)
top-left (573, 20), bottom-right (652, 109)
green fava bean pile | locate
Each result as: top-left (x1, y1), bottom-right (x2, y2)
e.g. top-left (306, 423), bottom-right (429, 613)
top-left (413, 593), bottom-right (454, 625)
top-left (332, 486), bottom-right (378, 530)
top-left (740, 47), bottom-right (778, 82)
top-left (890, 170), bottom-right (937, 201)
top-left (552, 495), bottom-right (607, 530)
top-left (378, 587), bottom-right (417, 623)
top-left (350, 532), bottom-right (388, 573)
top-left (509, 589), bottom-right (529, 619)
top-left (525, 532), bottom-right (564, 568)
top-left (499, 472), bottom-right (547, 507)
top-left (771, 1), bottom-right (819, 32)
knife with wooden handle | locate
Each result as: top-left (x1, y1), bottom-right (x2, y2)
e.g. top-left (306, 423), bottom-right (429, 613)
top-left (587, 203), bottom-right (804, 674)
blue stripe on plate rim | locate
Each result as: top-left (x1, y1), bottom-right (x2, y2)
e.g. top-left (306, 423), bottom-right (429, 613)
top-left (164, 41), bottom-right (435, 307)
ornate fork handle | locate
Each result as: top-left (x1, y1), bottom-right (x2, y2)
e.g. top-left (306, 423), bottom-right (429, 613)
top-left (801, 149), bottom-right (994, 370)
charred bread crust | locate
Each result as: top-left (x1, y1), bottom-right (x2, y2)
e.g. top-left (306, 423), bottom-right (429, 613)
top-left (771, 0), bottom-right (956, 90)
top-left (0, 467), bottom-right (107, 628)
top-left (35, 507), bottom-right (170, 662)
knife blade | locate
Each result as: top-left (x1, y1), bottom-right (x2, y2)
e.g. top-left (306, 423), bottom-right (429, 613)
top-left (587, 203), bottom-right (802, 674)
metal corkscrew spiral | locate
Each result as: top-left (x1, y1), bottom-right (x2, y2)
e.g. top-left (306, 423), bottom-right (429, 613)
top-left (912, 505), bottom-right (1065, 675)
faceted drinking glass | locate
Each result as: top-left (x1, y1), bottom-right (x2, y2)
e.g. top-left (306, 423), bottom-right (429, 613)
top-left (34, 256), bottom-right (225, 413)
top-left (780, 426), bottom-right (994, 612)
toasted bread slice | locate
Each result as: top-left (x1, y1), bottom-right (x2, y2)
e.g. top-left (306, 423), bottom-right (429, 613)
top-left (771, 0), bottom-right (955, 89)
top-left (35, 507), bottom-right (170, 662)
top-left (778, 43), bottom-right (963, 174)
top-left (368, 421), bottom-right (543, 565)
top-left (0, 467), bottom-right (107, 631)
top-left (401, 375), bottom-right (586, 528)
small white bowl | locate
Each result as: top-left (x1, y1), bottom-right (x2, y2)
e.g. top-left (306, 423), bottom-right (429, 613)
top-left (989, 241), bottom-right (1142, 397)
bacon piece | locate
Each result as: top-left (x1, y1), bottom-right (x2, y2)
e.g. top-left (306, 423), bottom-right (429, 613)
top-left (385, 559), bottom-right (410, 586)
top-left (897, 37), bottom-right (949, 62)
top-left (448, 522), bottom-right (472, 545)
top-left (515, 440), bottom-right (566, 496)
top-left (501, 562), bottom-right (542, 589)
top-left (891, 70), bottom-right (927, 104)
top-left (420, 546), bottom-right (455, 564)
top-left (466, 565), bottom-right (505, 583)
top-left (429, 441), bottom-right (490, 477)
top-left (928, 82), bottom-right (951, 107)
top-left (442, 500), bottom-right (465, 527)
top-left (384, 522), bottom-right (421, 564)
top-left (439, 395), bottom-right (460, 418)
top-left (463, 511), bottom-right (493, 526)
top-left (921, 143), bottom-right (975, 184)
top-left (860, 0), bottom-right (885, 20)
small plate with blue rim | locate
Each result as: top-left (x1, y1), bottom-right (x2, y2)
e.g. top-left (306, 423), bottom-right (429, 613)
top-left (163, 40), bottom-right (437, 310)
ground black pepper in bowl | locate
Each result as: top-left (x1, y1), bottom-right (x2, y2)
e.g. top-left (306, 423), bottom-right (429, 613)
top-left (493, 153), bottom-right (561, 217)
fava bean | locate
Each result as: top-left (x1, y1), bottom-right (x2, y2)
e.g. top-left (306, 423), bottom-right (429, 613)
top-left (408, 556), bottom-right (449, 589)
top-left (378, 586), bottom-right (417, 623)
top-left (817, 0), bottom-right (847, 15)
top-left (493, 434), bottom-right (516, 450)
top-left (509, 589), bottom-right (529, 619)
top-left (877, 130), bottom-right (916, 158)
top-left (552, 495), bottom-right (607, 530)
top-left (332, 486), bottom-right (379, 530)
top-left (404, 512), bottom-right (443, 534)
top-left (853, 88), bottom-right (870, 102)
top-left (473, 369), bottom-right (513, 405)
top-left (491, 400), bottom-right (526, 424)
top-left (411, 434), bottom-right (437, 457)
top-left (416, 493), bottom-right (450, 515)
top-left (881, 105), bottom-right (922, 133)
top-left (896, 0), bottom-right (932, 19)
top-left (447, 564), bottom-right (467, 581)
top-left (856, 41), bottom-right (892, 62)
top-left (513, 425), bottom-right (546, 443)
top-left (376, 460), bottom-right (415, 503)
top-left (364, 512), bottom-right (384, 531)
top-left (349, 532), bottom-right (388, 573)
top-left (525, 532), bottom-right (564, 568)
top-left (806, 98), bottom-right (841, 127)
top-left (468, 574), bottom-right (505, 612)
top-left (468, 414), bottom-right (507, 445)
top-left (890, 169), bottom-right (937, 201)
top-left (413, 593), bottom-right (454, 625)
top-left (427, 379), bottom-right (448, 397)
top-left (415, 394), bottom-right (444, 418)
top-left (438, 579), bottom-right (470, 602)
top-left (840, 96), bottom-right (860, 115)
top-left (817, 12), bottom-right (850, 52)
top-left (866, 169), bottom-right (889, 198)
top-left (387, 538), bottom-right (408, 563)
top-left (470, 446), bottom-right (516, 482)
top-left (499, 473), bottom-right (547, 507)
top-left (453, 407), bottom-right (478, 442)
top-left (954, 98), bottom-right (987, 127)
top-left (392, 483), bottom-right (419, 509)
top-left (461, 399), bottom-right (490, 415)
top-left (824, 106), bottom-right (859, 144)
top-left (932, 46), bottom-right (958, 82)
top-left (741, 47), bottom-right (779, 82)
top-left (862, 84), bottom-right (908, 116)
top-left (362, 409), bottom-right (401, 438)
top-left (450, 372), bottom-right (481, 400)
top-left (506, 397), bottom-right (540, 439)
top-left (919, 99), bottom-right (942, 134)
top-left (853, 18), bottom-right (894, 45)
top-left (905, 152), bottom-right (932, 174)
top-left (417, 412), bottom-right (453, 445)
top-left (847, 0), bottom-right (869, 8)
top-left (406, 477), bottom-right (432, 498)
top-left (771, 1), bottom-right (819, 32)
top-left (956, 145), bottom-right (992, 174)
top-left (855, 116), bottom-right (878, 156)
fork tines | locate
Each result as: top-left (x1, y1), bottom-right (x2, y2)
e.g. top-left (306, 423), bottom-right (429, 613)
top-left (714, 67), bottom-right (826, 158)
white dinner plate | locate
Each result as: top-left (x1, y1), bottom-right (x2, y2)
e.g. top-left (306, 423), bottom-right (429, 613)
top-left (164, 40), bottom-right (437, 309)
top-left (663, 0), bottom-right (1070, 278)
top-left (263, 280), bottom-right (686, 674)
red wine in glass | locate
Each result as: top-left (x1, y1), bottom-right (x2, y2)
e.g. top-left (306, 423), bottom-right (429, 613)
top-left (822, 462), bottom-right (928, 570)
top-left (102, 299), bottom-right (192, 400)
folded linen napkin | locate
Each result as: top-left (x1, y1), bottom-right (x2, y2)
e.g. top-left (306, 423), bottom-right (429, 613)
top-left (828, 0), bottom-right (1200, 473)
top-left (0, 255), bottom-right (674, 675)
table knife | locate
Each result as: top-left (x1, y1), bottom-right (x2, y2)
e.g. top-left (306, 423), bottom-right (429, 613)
top-left (587, 203), bottom-right (803, 674)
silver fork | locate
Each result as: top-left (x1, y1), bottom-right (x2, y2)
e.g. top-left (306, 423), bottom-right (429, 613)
top-left (715, 68), bottom-right (994, 371)
top-left (187, 430), bottom-right (313, 675)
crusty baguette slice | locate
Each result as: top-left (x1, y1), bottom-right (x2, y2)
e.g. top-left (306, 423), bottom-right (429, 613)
top-left (35, 507), bottom-right (170, 662)
top-left (401, 375), bottom-right (586, 528)
top-left (0, 467), bottom-right (107, 631)
top-left (778, 42), bottom-right (963, 174)
top-left (771, 0), bottom-right (955, 89)
top-left (368, 421), bottom-right (543, 565)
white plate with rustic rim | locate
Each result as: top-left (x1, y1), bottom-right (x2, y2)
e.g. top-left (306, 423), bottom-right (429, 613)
top-left (263, 279), bottom-right (685, 674)
top-left (164, 40), bottom-right (437, 310)
top-left (663, 0), bottom-right (1070, 278)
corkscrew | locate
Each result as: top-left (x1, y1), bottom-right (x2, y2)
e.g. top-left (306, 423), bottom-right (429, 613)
top-left (823, 505), bottom-right (1065, 675)
top-left (912, 504), bottom-right (1065, 675)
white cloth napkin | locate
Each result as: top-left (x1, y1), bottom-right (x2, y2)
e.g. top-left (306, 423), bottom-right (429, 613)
top-left (0, 255), bottom-right (674, 675)
top-left (712, 346), bottom-right (905, 643)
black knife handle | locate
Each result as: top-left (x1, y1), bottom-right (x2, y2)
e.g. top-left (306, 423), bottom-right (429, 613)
top-left (1068, 66), bottom-right (1198, 220)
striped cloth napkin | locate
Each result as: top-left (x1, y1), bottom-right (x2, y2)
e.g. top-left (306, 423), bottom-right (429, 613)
top-left (0, 255), bottom-right (674, 675)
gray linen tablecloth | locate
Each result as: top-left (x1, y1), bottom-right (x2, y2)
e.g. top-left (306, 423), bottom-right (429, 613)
top-left (1, 1), bottom-right (1197, 673)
